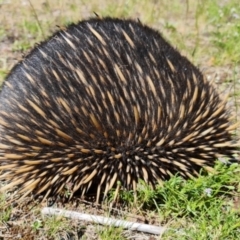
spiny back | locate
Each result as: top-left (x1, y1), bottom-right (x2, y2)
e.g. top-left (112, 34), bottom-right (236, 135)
top-left (0, 18), bottom-right (237, 202)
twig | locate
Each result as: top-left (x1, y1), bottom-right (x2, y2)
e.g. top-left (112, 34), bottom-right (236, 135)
top-left (41, 207), bottom-right (166, 235)
top-left (27, 0), bottom-right (45, 38)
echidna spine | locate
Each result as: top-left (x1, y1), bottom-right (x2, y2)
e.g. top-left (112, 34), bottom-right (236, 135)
top-left (0, 17), bottom-right (238, 203)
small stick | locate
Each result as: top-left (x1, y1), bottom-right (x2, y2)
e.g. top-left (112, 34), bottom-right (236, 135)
top-left (41, 207), bottom-right (166, 235)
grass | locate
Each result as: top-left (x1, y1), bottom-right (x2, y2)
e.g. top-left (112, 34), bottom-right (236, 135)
top-left (122, 162), bottom-right (240, 239)
top-left (0, 0), bottom-right (239, 239)
top-left (204, 0), bottom-right (240, 65)
top-left (0, 193), bottom-right (11, 223)
top-left (1, 162), bottom-right (239, 239)
top-left (97, 225), bottom-right (125, 240)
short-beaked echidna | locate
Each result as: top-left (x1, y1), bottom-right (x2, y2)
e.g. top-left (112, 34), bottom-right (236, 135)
top-left (0, 17), bottom-right (238, 202)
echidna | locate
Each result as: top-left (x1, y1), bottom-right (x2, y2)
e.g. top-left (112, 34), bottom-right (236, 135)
top-left (0, 17), bottom-right (238, 203)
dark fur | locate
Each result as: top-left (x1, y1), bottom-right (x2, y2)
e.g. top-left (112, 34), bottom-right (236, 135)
top-left (0, 18), bottom-right (237, 201)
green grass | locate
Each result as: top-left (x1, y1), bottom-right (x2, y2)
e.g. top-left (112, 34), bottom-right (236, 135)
top-left (1, 162), bottom-right (239, 239)
top-left (43, 215), bottom-right (73, 239)
top-left (0, 194), bottom-right (11, 223)
top-left (118, 162), bottom-right (240, 239)
top-left (204, 0), bottom-right (240, 65)
top-left (97, 225), bottom-right (125, 240)
top-left (0, 0), bottom-right (239, 239)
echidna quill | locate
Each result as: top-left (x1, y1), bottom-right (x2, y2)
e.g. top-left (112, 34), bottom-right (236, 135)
top-left (0, 18), bottom-right (238, 203)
